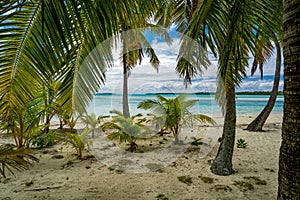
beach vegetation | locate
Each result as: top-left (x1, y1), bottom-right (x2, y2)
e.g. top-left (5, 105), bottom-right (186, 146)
top-left (31, 130), bottom-right (56, 148)
top-left (0, 146), bottom-right (38, 178)
top-left (138, 94), bottom-right (216, 144)
top-left (0, 98), bottom-right (45, 148)
top-left (100, 110), bottom-right (149, 152)
top-left (64, 114), bottom-right (79, 133)
top-left (0, 1), bottom-right (161, 144)
top-left (246, 12), bottom-right (283, 132)
top-left (120, 29), bottom-right (161, 118)
top-left (155, 0), bottom-right (281, 175)
top-left (55, 129), bottom-right (91, 160)
top-left (236, 138), bottom-right (248, 148)
top-left (81, 113), bottom-right (99, 138)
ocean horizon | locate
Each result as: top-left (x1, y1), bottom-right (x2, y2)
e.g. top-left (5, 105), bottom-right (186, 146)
top-left (86, 93), bottom-right (284, 116)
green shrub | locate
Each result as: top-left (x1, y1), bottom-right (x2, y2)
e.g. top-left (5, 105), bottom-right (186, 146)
top-left (31, 131), bottom-right (56, 148)
top-left (56, 129), bottom-right (91, 160)
top-left (138, 94), bottom-right (216, 144)
top-left (236, 138), bottom-right (247, 148)
top-left (101, 110), bottom-right (149, 152)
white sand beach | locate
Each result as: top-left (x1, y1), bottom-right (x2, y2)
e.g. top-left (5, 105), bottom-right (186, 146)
top-left (0, 114), bottom-right (282, 200)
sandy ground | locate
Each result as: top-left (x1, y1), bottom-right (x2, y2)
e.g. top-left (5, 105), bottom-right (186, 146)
top-left (0, 114), bottom-right (282, 200)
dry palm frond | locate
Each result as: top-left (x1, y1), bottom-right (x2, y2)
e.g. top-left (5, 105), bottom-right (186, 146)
top-left (0, 146), bottom-right (38, 178)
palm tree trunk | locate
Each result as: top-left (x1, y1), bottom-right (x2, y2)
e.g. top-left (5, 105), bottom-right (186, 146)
top-left (122, 56), bottom-right (130, 118)
top-left (211, 86), bottom-right (236, 175)
top-left (278, 1), bottom-right (300, 198)
top-left (246, 36), bottom-right (281, 131)
top-left (44, 115), bottom-right (50, 133)
top-left (122, 31), bottom-right (130, 119)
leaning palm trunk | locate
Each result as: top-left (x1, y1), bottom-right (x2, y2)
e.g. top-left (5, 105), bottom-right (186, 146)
top-left (211, 86), bottom-right (236, 175)
top-left (246, 38), bottom-right (281, 131)
top-left (277, 0), bottom-right (300, 198)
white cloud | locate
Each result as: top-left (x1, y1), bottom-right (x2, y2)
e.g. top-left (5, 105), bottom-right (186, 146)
top-left (98, 31), bottom-right (282, 94)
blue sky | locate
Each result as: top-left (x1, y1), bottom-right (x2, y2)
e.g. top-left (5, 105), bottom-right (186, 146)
top-left (98, 29), bottom-right (283, 94)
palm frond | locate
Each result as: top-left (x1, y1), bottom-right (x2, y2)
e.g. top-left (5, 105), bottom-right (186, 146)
top-left (0, 146), bottom-right (38, 178)
top-left (106, 131), bottom-right (131, 143)
top-left (194, 114), bottom-right (217, 125)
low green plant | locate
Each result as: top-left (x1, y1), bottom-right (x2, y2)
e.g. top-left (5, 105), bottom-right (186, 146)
top-left (31, 131), bottom-right (56, 148)
top-left (64, 115), bottom-right (79, 133)
top-left (56, 129), bottom-right (91, 160)
top-left (81, 113), bottom-right (100, 138)
top-left (138, 94), bottom-right (216, 144)
top-left (0, 146), bottom-right (38, 178)
top-left (100, 110), bottom-right (149, 152)
top-left (236, 138), bottom-right (248, 148)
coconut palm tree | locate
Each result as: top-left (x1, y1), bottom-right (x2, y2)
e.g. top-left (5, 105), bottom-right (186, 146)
top-left (246, 1), bottom-right (283, 131)
top-left (56, 128), bottom-right (91, 160)
top-left (0, 0), bottom-right (162, 146)
top-left (156, 0), bottom-right (280, 175)
top-left (100, 110), bottom-right (148, 152)
top-left (120, 29), bottom-right (160, 118)
top-left (138, 94), bottom-right (216, 144)
top-left (277, 0), bottom-right (300, 199)
top-left (81, 113), bottom-right (98, 138)
top-left (245, 33), bottom-right (282, 131)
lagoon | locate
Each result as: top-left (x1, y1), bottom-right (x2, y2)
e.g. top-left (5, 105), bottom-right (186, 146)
top-left (87, 93), bottom-right (284, 116)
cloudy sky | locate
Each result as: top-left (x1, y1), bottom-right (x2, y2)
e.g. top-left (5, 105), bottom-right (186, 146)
top-left (97, 29), bottom-right (283, 94)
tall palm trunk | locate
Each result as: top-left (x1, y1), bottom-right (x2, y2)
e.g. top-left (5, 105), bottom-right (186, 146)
top-left (277, 1), bottom-right (300, 199)
top-left (211, 86), bottom-right (236, 175)
top-left (122, 50), bottom-right (130, 119)
top-left (246, 38), bottom-right (281, 131)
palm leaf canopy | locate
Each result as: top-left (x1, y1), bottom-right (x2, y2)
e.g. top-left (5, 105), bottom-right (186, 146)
top-left (0, 0), bottom-right (162, 122)
top-left (156, 0), bottom-right (281, 109)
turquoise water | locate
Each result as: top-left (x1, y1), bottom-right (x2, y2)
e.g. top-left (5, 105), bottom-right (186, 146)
top-left (87, 94), bottom-right (284, 116)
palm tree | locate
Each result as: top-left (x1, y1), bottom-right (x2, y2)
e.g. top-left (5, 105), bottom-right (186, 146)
top-left (277, 0), bottom-right (300, 199)
top-left (120, 29), bottom-right (160, 118)
top-left (156, 0), bottom-right (280, 175)
top-left (100, 110), bottom-right (148, 152)
top-left (0, 1), bottom-right (162, 146)
top-left (245, 34), bottom-right (282, 131)
top-left (138, 94), bottom-right (216, 144)
top-left (56, 128), bottom-right (91, 160)
top-left (81, 113), bottom-right (98, 138)
top-left (246, 1), bottom-right (283, 131)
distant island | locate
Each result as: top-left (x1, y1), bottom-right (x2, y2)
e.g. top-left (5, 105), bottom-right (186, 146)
top-left (96, 91), bottom-right (284, 95)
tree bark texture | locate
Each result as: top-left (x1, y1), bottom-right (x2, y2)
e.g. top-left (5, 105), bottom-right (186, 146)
top-left (278, 1), bottom-right (300, 199)
top-left (211, 86), bottom-right (236, 176)
top-left (122, 53), bottom-right (130, 119)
